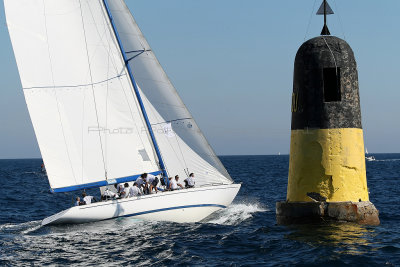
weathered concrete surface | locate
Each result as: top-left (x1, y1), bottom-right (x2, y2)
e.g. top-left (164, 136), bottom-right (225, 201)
top-left (291, 36), bottom-right (362, 130)
top-left (276, 201), bottom-right (380, 225)
top-left (326, 201), bottom-right (380, 225)
top-left (287, 129), bottom-right (368, 202)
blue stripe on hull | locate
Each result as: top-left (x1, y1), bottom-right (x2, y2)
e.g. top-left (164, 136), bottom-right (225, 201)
top-left (121, 204), bottom-right (226, 218)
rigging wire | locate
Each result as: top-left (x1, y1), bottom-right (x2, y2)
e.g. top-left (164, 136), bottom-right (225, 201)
top-left (81, 85), bottom-right (86, 182)
top-left (173, 124), bottom-right (190, 177)
top-left (102, 0), bottom-right (170, 179)
top-left (100, 0), bottom-right (230, 184)
top-left (79, 0), bottom-right (107, 179)
top-left (91, 0), bottom-right (150, 162)
top-left (304, 0), bottom-right (318, 41)
top-left (42, 0), bottom-right (78, 185)
top-left (95, 1), bottom-right (161, 173)
top-left (104, 16), bottom-right (112, 179)
top-left (333, 0), bottom-right (346, 40)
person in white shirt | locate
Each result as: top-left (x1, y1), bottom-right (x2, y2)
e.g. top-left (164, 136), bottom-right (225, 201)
top-left (82, 192), bottom-right (96, 205)
top-left (129, 182), bottom-right (141, 197)
top-left (184, 173), bottom-right (195, 188)
top-left (168, 177), bottom-right (176, 190)
top-left (169, 175), bottom-right (183, 190)
top-left (102, 188), bottom-right (116, 201)
top-left (120, 183), bottom-right (130, 198)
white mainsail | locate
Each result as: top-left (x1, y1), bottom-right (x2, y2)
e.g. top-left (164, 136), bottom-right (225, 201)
top-left (107, 0), bottom-right (233, 185)
top-left (5, 0), bottom-right (160, 191)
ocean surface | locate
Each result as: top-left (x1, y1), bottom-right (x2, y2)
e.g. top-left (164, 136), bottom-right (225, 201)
top-left (0, 154), bottom-right (399, 266)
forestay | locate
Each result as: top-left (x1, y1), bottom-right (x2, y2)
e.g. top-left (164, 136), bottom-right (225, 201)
top-left (107, 0), bottom-right (233, 185)
top-left (5, 0), bottom-right (160, 191)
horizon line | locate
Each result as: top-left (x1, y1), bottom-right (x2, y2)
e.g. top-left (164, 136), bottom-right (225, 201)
top-left (1, 152), bottom-right (400, 160)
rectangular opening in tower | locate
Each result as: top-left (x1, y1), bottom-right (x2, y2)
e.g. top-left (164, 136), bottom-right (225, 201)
top-left (323, 67), bottom-right (341, 102)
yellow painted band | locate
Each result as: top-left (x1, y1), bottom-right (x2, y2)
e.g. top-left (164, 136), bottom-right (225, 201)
top-left (287, 128), bottom-right (369, 202)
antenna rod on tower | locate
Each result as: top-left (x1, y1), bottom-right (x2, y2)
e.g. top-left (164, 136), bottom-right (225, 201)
top-left (324, 0), bottom-right (327, 29)
top-left (317, 0), bottom-right (332, 35)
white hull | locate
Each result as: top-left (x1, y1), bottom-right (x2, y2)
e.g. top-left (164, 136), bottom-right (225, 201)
top-left (42, 184), bottom-right (241, 226)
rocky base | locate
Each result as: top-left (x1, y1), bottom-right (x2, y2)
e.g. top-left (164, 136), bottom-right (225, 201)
top-left (276, 201), bottom-right (380, 225)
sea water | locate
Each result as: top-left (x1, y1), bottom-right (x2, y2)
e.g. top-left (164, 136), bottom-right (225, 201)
top-left (0, 155), bottom-right (399, 266)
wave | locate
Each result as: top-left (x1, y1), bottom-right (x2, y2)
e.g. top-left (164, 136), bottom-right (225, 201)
top-left (204, 201), bottom-right (268, 225)
top-left (374, 159), bottom-right (400, 162)
top-left (21, 171), bottom-right (47, 177)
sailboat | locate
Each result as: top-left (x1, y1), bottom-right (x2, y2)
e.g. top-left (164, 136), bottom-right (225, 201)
top-left (365, 147), bottom-right (375, 161)
top-left (4, 0), bottom-right (240, 225)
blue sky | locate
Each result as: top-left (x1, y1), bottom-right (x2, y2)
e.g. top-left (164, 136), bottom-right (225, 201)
top-left (0, 0), bottom-right (399, 158)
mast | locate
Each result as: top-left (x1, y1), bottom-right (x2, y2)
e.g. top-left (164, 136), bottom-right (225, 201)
top-left (102, 0), bottom-right (168, 180)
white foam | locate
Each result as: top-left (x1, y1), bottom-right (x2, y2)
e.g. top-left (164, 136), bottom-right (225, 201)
top-left (0, 220), bottom-right (42, 234)
top-left (205, 202), bottom-right (268, 225)
top-left (374, 159), bottom-right (400, 162)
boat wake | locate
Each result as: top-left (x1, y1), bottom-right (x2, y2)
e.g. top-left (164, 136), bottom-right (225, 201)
top-left (205, 202), bottom-right (268, 225)
top-left (0, 201), bottom-right (266, 235)
top-left (0, 220), bottom-right (42, 235)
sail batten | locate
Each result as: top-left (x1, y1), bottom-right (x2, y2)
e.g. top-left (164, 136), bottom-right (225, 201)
top-left (22, 74), bottom-right (125, 90)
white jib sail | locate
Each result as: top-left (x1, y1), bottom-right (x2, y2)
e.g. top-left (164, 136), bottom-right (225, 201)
top-left (4, 0), bottom-right (160, 191)
top-left (107, 0), bottom-right (233, 185)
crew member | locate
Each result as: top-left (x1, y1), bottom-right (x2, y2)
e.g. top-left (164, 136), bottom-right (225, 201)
top-left (82, 192), bottom-right (96, 205)
top-left (129, 182), bottom-right (141, 197)
top-left (169, 175), bottom-right (183, 190)
top-left (184, 173), bottom-right (195, 188)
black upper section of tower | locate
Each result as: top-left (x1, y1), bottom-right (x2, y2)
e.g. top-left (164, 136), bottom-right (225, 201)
top-left (291, 36), bottom-right (362, 130)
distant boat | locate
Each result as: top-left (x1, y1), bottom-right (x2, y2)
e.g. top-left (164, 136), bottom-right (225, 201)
top-left (365, 147), bottom-right (375, 161)
top-left (5, 0), bottom-right (240, 225)
top-left (366, 156), bottom-right (376, 161)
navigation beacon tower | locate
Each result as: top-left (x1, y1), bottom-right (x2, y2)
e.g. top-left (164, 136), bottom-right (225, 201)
top-left (276, 0), bottom-right (379, 225)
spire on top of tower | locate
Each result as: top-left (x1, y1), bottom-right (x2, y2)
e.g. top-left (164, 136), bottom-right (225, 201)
top-left (316, 0), bottom-right (334, 35)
